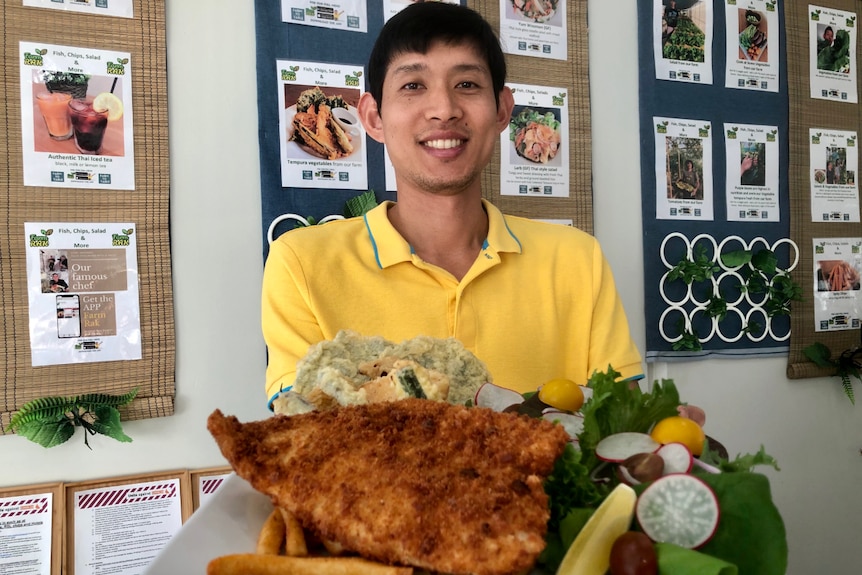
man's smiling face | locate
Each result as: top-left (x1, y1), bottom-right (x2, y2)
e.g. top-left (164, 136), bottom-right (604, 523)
top-left (359, 41), bottom-right (513, 198)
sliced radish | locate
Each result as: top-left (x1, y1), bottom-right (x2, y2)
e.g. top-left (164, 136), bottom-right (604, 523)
top-left (657, 442), bottom-right (693, 475)
top-left (635, 473), bottom-right (720, 549)
top-left (542, 410), bottom-right (584, 440)
top-left (474, 382), bottom-right (523, 412)
top-left (595, 432), bottom-right (660, 462)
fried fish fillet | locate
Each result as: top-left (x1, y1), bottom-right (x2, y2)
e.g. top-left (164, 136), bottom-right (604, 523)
top-left (207, 399), bottom-right (569, 575)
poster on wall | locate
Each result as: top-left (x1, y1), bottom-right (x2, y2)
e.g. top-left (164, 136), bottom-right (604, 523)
top-left (500, 83), bottom-right (569, 197)
top-left (654, 0), bottom-right (713, 84)
top-left (724, 123), bottom-right (780, 221)
top-left (383, 0), bottom-right (458, 22)
top-left (72, 478), bottom-right (183, 575)
top-left (725, 0), bottom-right (779, 92)
top-left (813, 237), bottom-right (862, 331)
top-left (809, 128), bottom-right (859, 222)
top-left (809, 4), bottom-right (858, 103)
top-left (654, 116), bottom-right (714, 220)
top-left (499, 0), bottom-right (568, 61)
top-left (281, 0), bottom-right (368, 32)
top-left (23, 0), bottom-right (133, 18)
top-left (276, 60), bottom-right (368, 190)
top-left (19, 42), bottom-right (135, 190)
top-left (0, 492), bottom-right (53, 575)
top-left (24, 222), bottom-right (141, 367)
top-left (384, 146), bottom-right (396, 192)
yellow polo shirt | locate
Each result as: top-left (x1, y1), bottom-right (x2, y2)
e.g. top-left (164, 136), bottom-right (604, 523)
top-left (262, 200), bottom-right (643, 405)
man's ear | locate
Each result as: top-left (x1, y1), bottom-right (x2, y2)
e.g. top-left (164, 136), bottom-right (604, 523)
top-left (496, 86), bottom-right (515, 134)
top-left (358, 92), bottom-right (385, 144)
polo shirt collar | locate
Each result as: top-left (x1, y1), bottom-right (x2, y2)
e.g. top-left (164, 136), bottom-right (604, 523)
top-left (364, 200), bottom-right (523, 269)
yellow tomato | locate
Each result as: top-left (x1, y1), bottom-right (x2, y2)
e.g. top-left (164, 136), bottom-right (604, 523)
top-left (650, 415), bottom-right (706, 456)
top-left (538, 378), bottom-right (585, 412)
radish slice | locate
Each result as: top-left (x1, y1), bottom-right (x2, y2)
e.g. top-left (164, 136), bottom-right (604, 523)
top-left (635, 473), bottom-right (720, 549)
top-left (657, 442), bottom-right (693, 475)
top-left (595, 432), bottom-right (660, 462)
top-left (474, 382), bottom-right (523, 412)
top-left (542, 410), bottom-right (584, 440)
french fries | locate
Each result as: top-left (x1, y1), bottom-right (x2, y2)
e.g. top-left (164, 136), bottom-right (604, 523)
top-left (256, 508), bottom-right (286, 555)
top-left (206, 554), bottom-right (413, 575)
top-left (280, 507), bottom-right (308, 557)
top-left (207, 504), bottom-right (413, 574)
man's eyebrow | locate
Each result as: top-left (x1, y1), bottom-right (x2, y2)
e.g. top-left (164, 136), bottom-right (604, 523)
top-left (389, 62), bottom-right (489, 77)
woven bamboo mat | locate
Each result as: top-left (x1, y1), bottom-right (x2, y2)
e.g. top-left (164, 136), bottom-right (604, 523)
top-left (786, 0), bottom-right (862, 379)
top-left (471, 0), bottom-right (594, 233)
top-left (0, 0), bottom-right (174, 432)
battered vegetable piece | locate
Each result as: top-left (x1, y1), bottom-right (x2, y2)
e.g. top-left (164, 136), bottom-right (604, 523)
top-left (207, 399), bottom-right (570, 575)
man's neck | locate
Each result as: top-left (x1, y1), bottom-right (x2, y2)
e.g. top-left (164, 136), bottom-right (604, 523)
top-left (388, 192), bottom-right (489, 281)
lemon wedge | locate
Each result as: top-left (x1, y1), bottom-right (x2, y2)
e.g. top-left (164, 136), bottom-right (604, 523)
top-left (93, 92), bottom-right (124, 121)
top-left (556, 483), bottom-right (637, 575)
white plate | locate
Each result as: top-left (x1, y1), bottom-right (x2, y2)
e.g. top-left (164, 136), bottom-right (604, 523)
top-left (142, 473), bottom-right (271, 574)
top-left (284, 104), bottom-right (362, 161)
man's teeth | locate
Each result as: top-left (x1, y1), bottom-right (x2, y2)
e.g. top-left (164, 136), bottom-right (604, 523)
top-left (424, 139), bottom-right (463, 149)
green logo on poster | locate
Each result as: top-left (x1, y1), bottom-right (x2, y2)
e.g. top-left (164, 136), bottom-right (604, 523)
top-left (23, 49), bottom-right (46, 67)
top-left (29, 230), bottom-right (52, 247)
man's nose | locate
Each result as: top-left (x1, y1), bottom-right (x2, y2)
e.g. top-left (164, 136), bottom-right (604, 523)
top-left (426, 87), bottom-right (462, 121)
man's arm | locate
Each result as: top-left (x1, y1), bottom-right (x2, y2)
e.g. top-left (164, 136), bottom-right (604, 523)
top-left (261, 239), bottom-right (325, 407)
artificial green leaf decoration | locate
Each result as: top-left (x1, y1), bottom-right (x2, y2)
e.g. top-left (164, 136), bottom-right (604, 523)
top-left (91, 405), bottom-right (133, 443)
top-left (344, 190), bottom-right (378, 218)
top-left (15, 418), bottom-right (76, 448)
top-left (803, 342), bottom-right (860, 404)
top-left (6, 389), bottom-right (138, 448)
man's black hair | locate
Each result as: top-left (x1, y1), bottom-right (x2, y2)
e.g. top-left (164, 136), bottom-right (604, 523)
top-left (367, 2), bottom-right (507, 112)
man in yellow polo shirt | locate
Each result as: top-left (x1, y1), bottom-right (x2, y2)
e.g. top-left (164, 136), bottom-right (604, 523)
top-left (262, 2), bottom-right (643, 407)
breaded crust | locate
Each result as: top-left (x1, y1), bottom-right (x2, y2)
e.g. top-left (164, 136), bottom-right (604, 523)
top-left (207, 399), bottom-right (569, 575)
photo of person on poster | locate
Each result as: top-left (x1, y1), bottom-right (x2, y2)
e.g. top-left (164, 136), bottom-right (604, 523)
top-left (665, 135), bottom-right (703, 200)
top-left (740, 142), bottom-right (766, 187)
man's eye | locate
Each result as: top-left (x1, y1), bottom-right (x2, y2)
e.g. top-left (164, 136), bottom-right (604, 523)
top-left (403, 82), bottom-right (421, 90)
top-left (457, 81), bottom-right (477, 89)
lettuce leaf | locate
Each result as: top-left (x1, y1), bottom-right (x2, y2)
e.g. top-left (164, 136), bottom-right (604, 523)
top-left (578, 366), bottom-right (681, 469)
top-left (694, 472), bottom-right (787, 575)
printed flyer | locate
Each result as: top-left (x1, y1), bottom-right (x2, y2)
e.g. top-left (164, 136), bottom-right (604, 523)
top-left (500, 83), bottom-right (569, 198)
top-left (74, 479), bottom-right (183, 575)
top-left (23, 0), bottom-right (133, 18)
top-left (654, 116), bottom-right (714, 220)
top-left (0, 492), bottom-right (53, 575)
top-left (809, 128), bottom-right (860, 222)
top-left (499, 0), bottom-right (568, 61)
top-left (19, 42), bottom-right (135, 190)
top-left (25, 222), bottom-right (141, 367)
top-left (809, 4), bottom-right (858, 103)
top-left (383, 0), bottom-right (458, 22)
top-left (277, 60), bottom-right (368, 190)
top-left (725, 0), bottom-right (780, 93)
top-left (281, 0), bottom-right (367, 32)
top-left (813, 237), bottom-right (862, 332)
top-left (654, 0), bottom-right (714, 84)
top-left (724, 123), bottom-right (780, 222)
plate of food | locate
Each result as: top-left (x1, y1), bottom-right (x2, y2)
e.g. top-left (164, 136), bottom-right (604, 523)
top-left (509, 107), bottom-right (563, 166)
top-left (510, 0), bottom-right (559, 23)
top-left (739, 10), bottom-right (767, 61)
top-left (284, 86), bottom-right (361, 161)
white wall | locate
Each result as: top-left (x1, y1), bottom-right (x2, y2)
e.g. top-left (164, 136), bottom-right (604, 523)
top-left (1, 2), bottom-right (860, 574)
